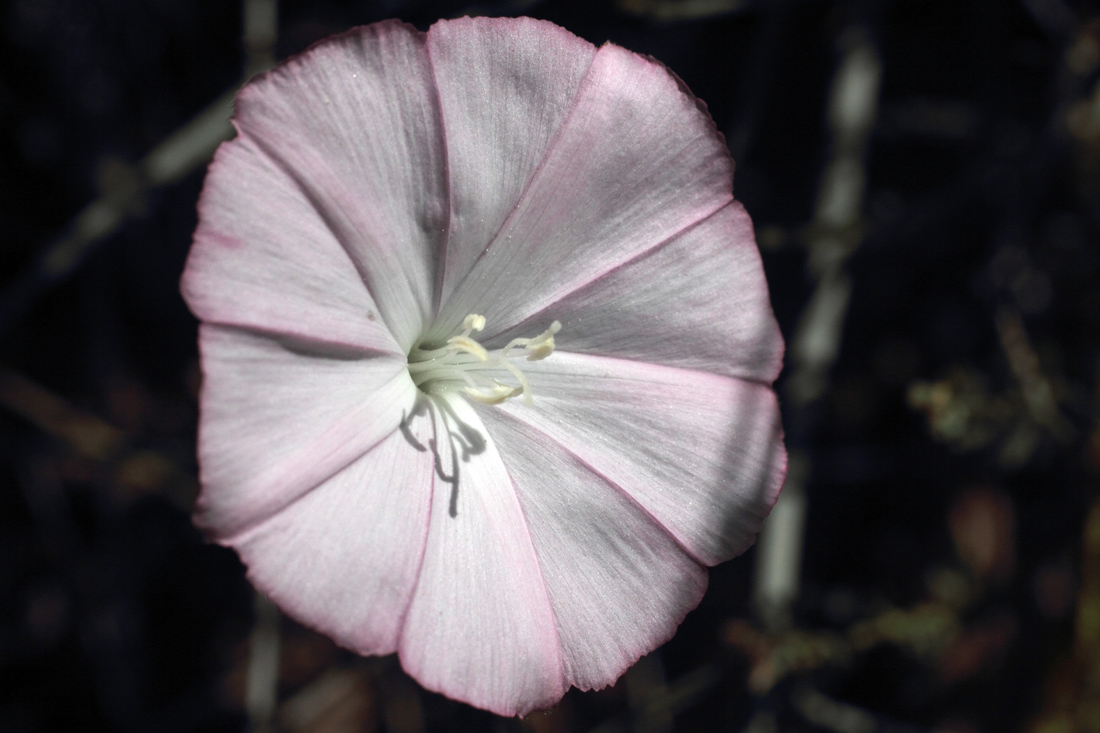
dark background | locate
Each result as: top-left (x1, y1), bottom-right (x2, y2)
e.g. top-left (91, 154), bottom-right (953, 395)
top-left (2, 0), bottom-right (1098, 730)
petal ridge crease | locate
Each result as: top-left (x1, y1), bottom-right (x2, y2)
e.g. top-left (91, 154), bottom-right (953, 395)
top-left (479, 400), bottom-right (708, 566)
top-left (430, 23), bottom-right (599, 312)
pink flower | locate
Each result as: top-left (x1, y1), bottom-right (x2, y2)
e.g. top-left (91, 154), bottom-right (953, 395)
top-left (181, 16), bottom-right (786, 717)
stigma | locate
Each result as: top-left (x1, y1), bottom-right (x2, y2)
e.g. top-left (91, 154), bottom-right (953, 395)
top-left (407, 315), bottom-right (561, 406)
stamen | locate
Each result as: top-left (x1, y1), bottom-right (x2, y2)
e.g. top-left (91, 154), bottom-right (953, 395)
top-left (524, 321), bottom-right (560, 361)
top-left (446, 335), bottom-right (489, 361)
top-left (462, 314), bottom-right (486, 334)
top-left (407, 314), bottom-right (560, 406)
top-left (464, 383), bottom-right (524, 405)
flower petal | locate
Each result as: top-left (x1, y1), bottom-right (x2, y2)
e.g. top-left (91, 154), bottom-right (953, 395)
top-left (426, 17), bottom-right (596, 312)
top-left (479, 406), bottom-right (708, 692)
top-left (491, 202), bottom-right (783, 383)
top-left (232, 21), bottom-right (447, 351)
top-left (196, 324), bottom-right (415, 539)
top-left (230, 417), bottom-right (434, 655)
top-left (499, 353), bottom-right (787, 566)
top-left (399, 395), bottom-right (563, 717)
top-left (182, 136), bottom-right (399, 355)
top-left (430, 39), bottom-right (734, 341)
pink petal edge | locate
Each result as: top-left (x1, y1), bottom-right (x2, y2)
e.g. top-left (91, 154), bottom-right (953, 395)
top-left (429, 31), bottom-right (735, 342)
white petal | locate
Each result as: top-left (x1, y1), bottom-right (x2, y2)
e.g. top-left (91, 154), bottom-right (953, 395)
top-left (479, 406), bottom-right (708, 692)
top-left (399, 395), bottom-right (563, 717)
top-left (232, 22), bottom-right (447, 350)
top-left (430, 41), bottom-right (734, 341)
top-left (182, 136), bottom-right (399, 355)
top-left (499, 353), bottom-right (787, 566)
top-left (491, 202), bottom-right (783, 383)
top-left (195, 324), bottom-right (416, 539)
top-left (232, 416), bottom-right (434, 655)
top-left (426, 17), bottom-right (596, 310)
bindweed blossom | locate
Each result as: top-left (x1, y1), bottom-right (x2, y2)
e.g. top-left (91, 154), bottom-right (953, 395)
top-left (181, 16), bottom-right (787, 717)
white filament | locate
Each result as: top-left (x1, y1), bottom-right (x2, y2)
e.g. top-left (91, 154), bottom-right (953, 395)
top-left (407, 315), bottom-right (561, 406)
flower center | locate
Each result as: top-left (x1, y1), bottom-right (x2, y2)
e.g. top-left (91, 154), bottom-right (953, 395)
top-left (407, 314), bottom-right (561, 406)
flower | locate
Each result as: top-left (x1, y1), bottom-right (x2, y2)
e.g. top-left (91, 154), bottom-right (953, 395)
top-left (181, 16), bottom-right (786, 717)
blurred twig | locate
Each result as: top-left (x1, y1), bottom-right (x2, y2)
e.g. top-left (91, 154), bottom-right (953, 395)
top-left (0, 367), bottom-right (198, 507)
top-left (239, 5), bottom-right (283, 732)
top-left (995, 307), bottom-right (1074, 441)
top-left (726, 1), bottom-right (794, 163)
top-left (246, 593), bottom-right (281, 733)
top-left (0, 90), bottom-right (236, 340)
top-left (754, 23), bottom-right (882, 630)
top-left (1027, 497), bottom-right (1100, 732)
top-left (0, 368), bottom-right (125, 461)
top-left (0, 0), bottom-right (281, 342)
top-left (588, 664), bottom-right (722, 733)
top-left (617, 0), bottom-right (748, 21)
top-left (244, 0), bottom-right (279, 78)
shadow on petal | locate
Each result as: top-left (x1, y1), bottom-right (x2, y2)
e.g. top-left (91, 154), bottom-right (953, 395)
top-left (400, 394), bottom-right (488, 518)
top-left (270, 330), bottom-right (385, 361)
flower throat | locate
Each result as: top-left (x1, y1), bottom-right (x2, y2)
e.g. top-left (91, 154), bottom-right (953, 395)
top-left (407, 315), bottom-right (561, 406)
